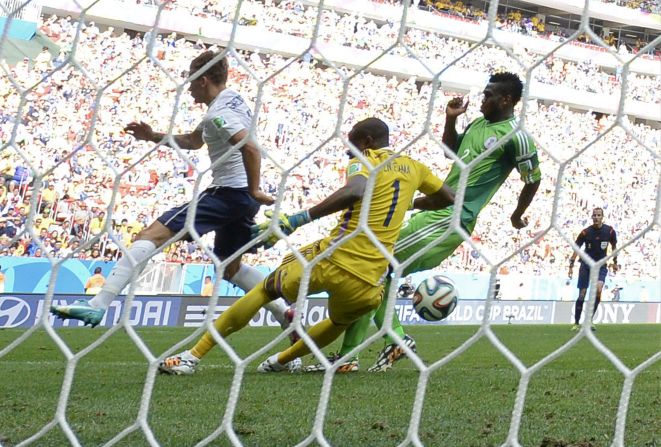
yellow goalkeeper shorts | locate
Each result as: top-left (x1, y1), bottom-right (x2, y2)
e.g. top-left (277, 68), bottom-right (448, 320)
top-left (265, 241), bottom-right (383, 326)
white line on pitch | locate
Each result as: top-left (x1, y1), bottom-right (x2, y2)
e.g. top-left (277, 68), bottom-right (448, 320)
top-left (3, 360), bottom-right (236, 369)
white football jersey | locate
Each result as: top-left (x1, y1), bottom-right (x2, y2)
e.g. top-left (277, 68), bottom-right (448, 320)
top-left (197, 88), bottom-right (254, 188)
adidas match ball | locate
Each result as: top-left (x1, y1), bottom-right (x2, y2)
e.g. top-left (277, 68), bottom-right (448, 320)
top-left (412, 275), bottom-right (458, 321)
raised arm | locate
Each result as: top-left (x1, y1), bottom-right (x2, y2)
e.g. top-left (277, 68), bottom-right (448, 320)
top-left (125, 121), bottom-right (204, 150)
top-left (442, 97), bottom-right (469, 154)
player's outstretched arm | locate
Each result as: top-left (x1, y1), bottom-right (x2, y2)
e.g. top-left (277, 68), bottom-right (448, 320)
top-left (412, 184), bottom-right (455, 210)
top-left (230, 129), bottom-right (274, 205)
top-left (250, 176), bottom-right (367, 248)
top-left (510, 180), bottom-right (540, 229)
top-left (124, 121), bottom-right (204, 150)
top-left (307, 175), bottom-right (366, 220)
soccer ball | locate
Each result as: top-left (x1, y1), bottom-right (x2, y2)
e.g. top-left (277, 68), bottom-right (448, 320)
top-left (412, 275), bottom-right (458, 321)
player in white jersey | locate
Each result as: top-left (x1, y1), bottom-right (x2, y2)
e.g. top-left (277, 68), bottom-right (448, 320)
top-left (50, 51), bottom-right (294, 338)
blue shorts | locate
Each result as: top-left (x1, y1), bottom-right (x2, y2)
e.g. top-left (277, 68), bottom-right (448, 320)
top-left (157, 186), bottom-right (260, 258)
top-left (577, 263), bottom-right (608, 289)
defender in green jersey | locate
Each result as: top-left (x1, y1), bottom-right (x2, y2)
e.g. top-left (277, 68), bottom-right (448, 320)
top-left (305, 72), bottom-right (542, 373)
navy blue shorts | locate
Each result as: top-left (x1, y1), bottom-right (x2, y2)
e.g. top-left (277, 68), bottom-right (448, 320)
top-left (577, 263), bottom-right (608, 289)
top-left (157, 187), bottom-right (260, 258)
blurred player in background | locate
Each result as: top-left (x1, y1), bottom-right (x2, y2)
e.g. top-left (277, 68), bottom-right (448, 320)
top-left (311, 72), bottom-right (542, 373)
top-left (201, 275), bottom-right (214, 297)
top-left (84, 267), bottom-right (106, 295)
top-left (158, 117), bottom-right (455, 375)
top-left (568, 207), bottom-right (618, 331)
top-left (50, 51), bottom-right (293, 333)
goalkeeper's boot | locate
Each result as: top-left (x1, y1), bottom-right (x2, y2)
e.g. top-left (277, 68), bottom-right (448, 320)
top-left (158, 350), bottom-right (200, 376)
top-left (570, 324), bottom-right (580, 331)
top-left (257, 353), bottom-right (290, 373)
top-left (303, 352), bottom-right (359, 373)
top-left (368, 334), bottom-right (417, 373)
top-left (50, 299), bottom-right (104, 327)
top-left (256, 354), bottom-right (301, 373)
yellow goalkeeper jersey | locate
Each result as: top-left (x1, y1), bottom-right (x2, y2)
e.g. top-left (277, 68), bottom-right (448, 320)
top-left (320, 148), bottom-right (444, 286)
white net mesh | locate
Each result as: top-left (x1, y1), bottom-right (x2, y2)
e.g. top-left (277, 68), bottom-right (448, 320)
top-left (0, 0), bottom-right (659, 446)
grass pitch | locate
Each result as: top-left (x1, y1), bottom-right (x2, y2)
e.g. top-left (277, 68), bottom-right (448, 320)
top-left (1, 324), bottom-right (659, 447)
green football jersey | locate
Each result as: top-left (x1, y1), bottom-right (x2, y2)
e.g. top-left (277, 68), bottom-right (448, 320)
top-left (445, 116), bottom-right (541, 230)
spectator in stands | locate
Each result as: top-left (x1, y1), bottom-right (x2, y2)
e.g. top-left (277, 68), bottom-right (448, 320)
top-left (5, 217), bottom-right (21, 239)
top-left (89, 211), bottom-right (106, 236)
top-left (41, 183), bottom-right (58, 207)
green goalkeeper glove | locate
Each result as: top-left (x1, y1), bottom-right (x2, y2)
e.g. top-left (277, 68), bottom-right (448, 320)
top-left (250, 209), bottom-right (311, 249)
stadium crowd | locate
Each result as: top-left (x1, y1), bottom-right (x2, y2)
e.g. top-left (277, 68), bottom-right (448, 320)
top-left (598, 0), bottom-right (660, 14)
top-left (0, 14), bottom-right (658, 283)
top-left (423, 0), bottom-right (659, 25)
top-left (115, 0), bottom-right (660, 103)
top-left (126, 0), bottom-right (660, 19)
top-left (120, 0), bottom-right (660, 60)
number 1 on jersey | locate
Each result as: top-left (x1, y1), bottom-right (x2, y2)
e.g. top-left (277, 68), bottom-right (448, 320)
top-left (383, 180), bottom-right (400, 227)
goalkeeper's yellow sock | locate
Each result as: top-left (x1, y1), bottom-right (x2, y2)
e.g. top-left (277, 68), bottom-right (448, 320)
top-left (277, 318), bottom-right (346, 365)
top-left (191, 283), bottom-right (272, 359)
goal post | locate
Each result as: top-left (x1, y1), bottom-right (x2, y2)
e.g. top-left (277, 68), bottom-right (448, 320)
top-left (0, 0), bottom-right (659, 446)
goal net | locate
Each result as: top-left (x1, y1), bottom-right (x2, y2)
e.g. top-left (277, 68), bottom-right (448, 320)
top-left (0, 0), bottom-right (659, 445)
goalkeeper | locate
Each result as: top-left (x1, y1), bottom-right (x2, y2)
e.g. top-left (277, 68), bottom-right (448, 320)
top-left (311, 72), bottom-right (542, 373)
top-left (159, 117), bottom-right (455, 375)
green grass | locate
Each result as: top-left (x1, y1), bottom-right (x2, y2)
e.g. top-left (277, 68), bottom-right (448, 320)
top-left (1, 325), bottom-right (659, 447)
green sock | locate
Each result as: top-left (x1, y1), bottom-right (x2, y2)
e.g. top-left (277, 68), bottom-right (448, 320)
top-left (338, 310), bottom-right (374, 358)
top-left (373, 281), bottom-right (406, 345)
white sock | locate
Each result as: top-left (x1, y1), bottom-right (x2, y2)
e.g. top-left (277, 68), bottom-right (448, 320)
top-left (229, 263), bottom-right (287, 325)
top-left (183, 350), bottom-right (200, 361)
top-left (89, 240), bottom-right (157, 310)
top-left (229, 263), bottom-right (264, 292)
top-left (264, 299), bottom-right (288, 327)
